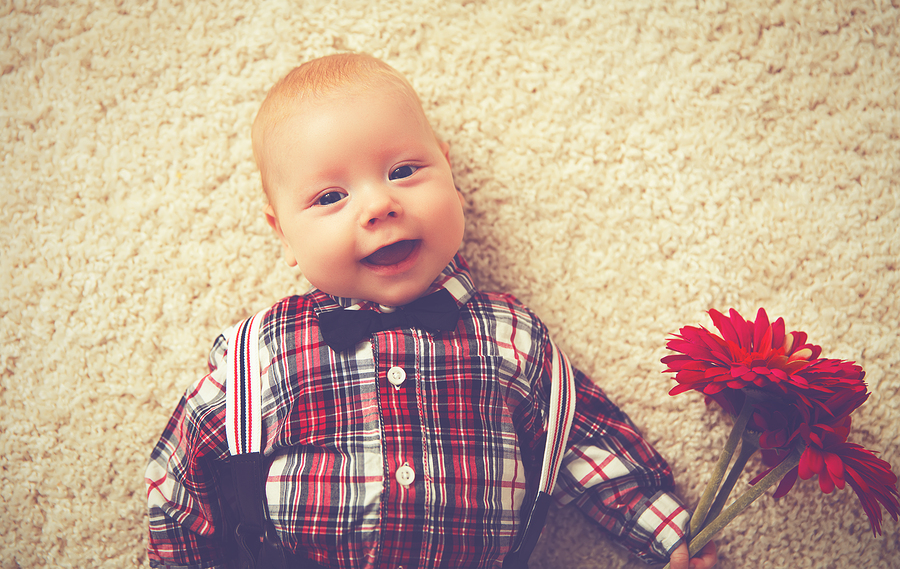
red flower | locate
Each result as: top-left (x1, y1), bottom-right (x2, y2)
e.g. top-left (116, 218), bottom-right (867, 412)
top-left (754, 387), bottom-right (870, 454)
top-left (662, 308), bottom-right (865, 412)
top-left (666, 308), bottom-right (898, 536)
top-left (751, 430), bottom-right (900, 536)
top-left (781, 425), bottom-right (900, 536)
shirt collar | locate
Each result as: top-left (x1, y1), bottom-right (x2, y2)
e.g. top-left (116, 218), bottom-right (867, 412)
top-left (308, 253), bottom-right (477, 313)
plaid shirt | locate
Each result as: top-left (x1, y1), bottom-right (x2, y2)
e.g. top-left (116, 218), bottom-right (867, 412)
top-left (146, 255), bottom-right (688, 569)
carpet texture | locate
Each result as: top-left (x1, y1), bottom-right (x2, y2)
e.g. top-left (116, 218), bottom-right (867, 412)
top-left (2, 1), bottom-right (899, 567)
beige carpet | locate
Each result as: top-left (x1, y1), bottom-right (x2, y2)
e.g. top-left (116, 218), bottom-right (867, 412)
top-left (2, 1), bottom-right (899, 567)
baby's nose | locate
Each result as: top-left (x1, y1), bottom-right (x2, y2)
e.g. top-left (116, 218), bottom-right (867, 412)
top-left (360, 187), bottom-right (402, 226)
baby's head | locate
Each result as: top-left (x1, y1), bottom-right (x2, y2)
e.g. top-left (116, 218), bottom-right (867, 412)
top-left (253, 53), bottom-right (465, 307)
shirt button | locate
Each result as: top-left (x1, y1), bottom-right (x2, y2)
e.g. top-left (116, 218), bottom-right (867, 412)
top-left (395, 463), bottom-right (415, 487)
top-left (387, 366), bottom-right (407, 387)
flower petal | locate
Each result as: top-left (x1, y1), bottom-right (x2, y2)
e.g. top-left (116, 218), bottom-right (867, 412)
top-left (668, 383), bottom-right (696, 396)
top-left (773, 466), bottom-right (799, 499)
top-left (824, 452), bottom-right (846, 489)
top-left (730, 308), bottom-right (753, 348)
top-left (753, 308), bottom-right (770, 350)
top-left (819, 470), bottom-right (836, 494)
top-left (772, 317), bottom-right (786, 351)
top-left (800, 447), bottom-right (823, 480)
top-left (709, 309), bottom-right (740, 345)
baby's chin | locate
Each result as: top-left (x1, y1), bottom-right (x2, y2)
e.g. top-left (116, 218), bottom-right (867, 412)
top-left (362, 285), bottom-right (435, 308)
top-left (311, 277), bottom-right (429, 307)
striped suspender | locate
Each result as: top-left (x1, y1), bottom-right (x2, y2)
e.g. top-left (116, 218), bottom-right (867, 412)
top-left (225, 310), bottom-right (266, 456)
top-left (538, 343), bottom-right (578, 496)
top-left (503, 344), bottom-right (577, 568)
top-left (221, 310), bottom-right (301, 569)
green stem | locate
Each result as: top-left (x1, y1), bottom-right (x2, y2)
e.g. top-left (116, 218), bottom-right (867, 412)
top-left (662, 449), bottom-right (801, 569)
top-left (687, 449), bottom-right (802, 557)
top-left (688, 396), bottom-right (755, 537)
top-left (702, 433), bottom-right (760, 530)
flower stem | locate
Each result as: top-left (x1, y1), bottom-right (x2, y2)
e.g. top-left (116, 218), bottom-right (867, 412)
top-left (687, 449), bottom-right (801, 557)
top-left (689, 395), bottom-right (755, 537)
top-left (661, 449), bottom-right (801, 569)
top-left (702, 432), bottom-right (760, 529)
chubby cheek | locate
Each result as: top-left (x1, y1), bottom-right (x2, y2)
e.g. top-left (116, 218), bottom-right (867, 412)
top-left (290, 228), bottom-right (356, 286)
top-left (437, 196), bottom-right (466, 251)
top-left (444, 211), bottom-right (465, 251)
top-left (296, 253), bottom-right (350, 295)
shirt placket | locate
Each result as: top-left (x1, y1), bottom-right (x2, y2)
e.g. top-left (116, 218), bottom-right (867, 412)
top-left (373, 328), bottom-right (427, 568)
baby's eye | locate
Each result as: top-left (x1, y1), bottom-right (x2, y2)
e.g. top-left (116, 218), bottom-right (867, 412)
top-left (389, 165), bottom-right (419, 180)
top-left (316, 191), bottom-right (346, 206)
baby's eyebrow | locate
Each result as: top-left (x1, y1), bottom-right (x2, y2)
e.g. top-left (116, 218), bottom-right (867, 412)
top-left (300, 166), bottom-right (347, 189)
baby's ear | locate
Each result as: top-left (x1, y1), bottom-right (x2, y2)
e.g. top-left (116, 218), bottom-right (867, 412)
top-left (264, 203), bottom-right (280, 231)
top-left (264, 204), bottom-right (298, 267)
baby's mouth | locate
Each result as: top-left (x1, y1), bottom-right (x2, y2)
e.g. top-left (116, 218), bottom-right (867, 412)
top-left (363, 240), bottom-right (419, 266)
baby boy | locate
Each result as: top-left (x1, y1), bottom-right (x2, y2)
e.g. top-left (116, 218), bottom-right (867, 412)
top-left (146, 52), bottom-right (716, 569)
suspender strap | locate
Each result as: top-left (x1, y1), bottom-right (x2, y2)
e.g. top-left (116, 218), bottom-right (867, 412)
top-left (503, 343), bottom-right (577, 569)
top-left (226, 310), bottom-right (265, 455)
top-left (537, 344), bottom-right (577, 495)
top-left (218, 310), bottom-right (296, 569)
top-left (219, 311), bottom-right (322, 569)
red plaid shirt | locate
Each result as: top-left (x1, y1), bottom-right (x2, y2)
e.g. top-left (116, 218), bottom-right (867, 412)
top-left (146, 255), bottom-right (688, 569)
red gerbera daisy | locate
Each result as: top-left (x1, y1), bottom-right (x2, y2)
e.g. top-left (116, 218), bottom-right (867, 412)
top-left (796, 426), bottom-right (900, 536)
top-left (662, 308), bottom-right (865, 411)
top-left (664, 308), bottom-right (898, 539)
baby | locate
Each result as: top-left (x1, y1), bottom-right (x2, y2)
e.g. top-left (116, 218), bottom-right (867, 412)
top-left (146, 53), bottom-right (716, 569)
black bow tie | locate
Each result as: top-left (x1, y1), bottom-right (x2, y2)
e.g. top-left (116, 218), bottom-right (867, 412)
top-left (318, 289), bottom-right (460, 352)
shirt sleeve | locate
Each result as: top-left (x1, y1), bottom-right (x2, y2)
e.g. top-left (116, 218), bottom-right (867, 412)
top-left (145, 332), bottom-right (232, 569)
top-left (542, 341), bottom-right (689, 564)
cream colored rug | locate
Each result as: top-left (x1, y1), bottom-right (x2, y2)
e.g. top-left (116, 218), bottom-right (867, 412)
top-left (2, 1), bottom-right (898, 567)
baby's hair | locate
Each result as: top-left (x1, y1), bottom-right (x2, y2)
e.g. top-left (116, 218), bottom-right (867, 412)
top-left (252, 52), bottom-right (425, 196)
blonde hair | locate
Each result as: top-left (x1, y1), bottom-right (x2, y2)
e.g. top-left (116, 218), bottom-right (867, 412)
top-left (252, 53), bottom-right (426, 195)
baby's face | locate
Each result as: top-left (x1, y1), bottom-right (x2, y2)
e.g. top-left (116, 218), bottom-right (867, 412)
top-left (263, 84), bottom-right (465, 307)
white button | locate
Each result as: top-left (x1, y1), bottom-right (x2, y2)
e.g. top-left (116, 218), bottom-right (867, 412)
top-left (378, 304), bottom-right (397, 313)
top-left (395, 463), bottom-right (415, 486)
top-left (387, 366), bottom-right (407, 387)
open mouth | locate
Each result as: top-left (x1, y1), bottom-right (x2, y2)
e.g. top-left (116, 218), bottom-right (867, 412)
top-left (362, 240), bottom-right (419, 267)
